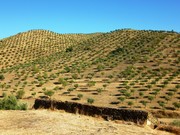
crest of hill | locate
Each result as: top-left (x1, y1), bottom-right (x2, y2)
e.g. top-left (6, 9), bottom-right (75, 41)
top-left (0, 29), bottom-right (102, 45)
top-left (0, 29), bottom-right (103, 68)
top-left (0, 29), bottom-right (179, 69)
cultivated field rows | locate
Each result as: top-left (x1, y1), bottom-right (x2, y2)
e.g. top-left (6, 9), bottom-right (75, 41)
top-left (0, 29), bottom-right (179, 111)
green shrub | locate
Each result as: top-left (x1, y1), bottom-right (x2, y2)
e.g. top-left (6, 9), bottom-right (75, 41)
top-left (148, 96), bottom-right (154, 103)
top-left (175, 84), bottom-right (180, 89)
top-left (118, 97), bottom-right (125, 103)
top-left (97, 88), bottom-right (103, 94)
top-left (77, 94), bottom-right (83, 100)
top-left (74, 84), bottom-right (79, 89)
top-left (67, 88), bottom-right (74, 93)
top-left (158, 101), bottom-right (165, 109)
top-left (97, 64), bottom-right (105, 71)
top-left (64, 66), bottom-right (71, 73)
top-left (139, 92), bottom-right (144, 97)
top-left (0, 74), bottom-right (5, 80)
top-left (53, 86), bottom-right (60, 91)
top-left (19, 103), bottom-right (28, 110)
top-left (170, 120), bottom-right (180, 127)
top-left (173, 102), bottom-right (180, 110)
top-left (110, 47), bottom-right (124, 56)
top-left (31, 92), bottom-right (36, 97)
top-left (72, 74), bottom-right (78, 79)
top-left (87, 98), bottom-right (94, 104)
top-left (103, 84), bottom-right (107, 90)
top-left (58, 78), bottom-right (68, 87)
top-left (0, 95), bottom-right (27, 110)
top-left (44, 90), bottom-right (54, 98)
top-left (127, 101), bottom-right (133, 107)
top-left (66, 46), bottom-right (73, 52)
top-left (124, 92), bottom-right (131, 98)
top-left (87, 81), bottom-right (96, 87)
top-left (141, 100), bottom-right (148, 107)
top-left (0, 95), bottom-right (17, 110)
top-left (2, 92), bottom-right (7, 97)
top-left (16, 90), bottom-right (25, 99)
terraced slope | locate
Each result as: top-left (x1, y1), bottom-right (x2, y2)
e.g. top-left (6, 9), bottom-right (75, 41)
top-left (0, 29), bottom-right (101, 68)
top-left (0, 29), bottom-right (179, 111)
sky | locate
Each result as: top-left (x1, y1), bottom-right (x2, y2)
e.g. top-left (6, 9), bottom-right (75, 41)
top-left (0, 0), bottom-right (180, 39)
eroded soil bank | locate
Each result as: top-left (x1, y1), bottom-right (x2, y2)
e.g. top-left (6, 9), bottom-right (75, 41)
top-left (33, 99), bottom-right (148, 125)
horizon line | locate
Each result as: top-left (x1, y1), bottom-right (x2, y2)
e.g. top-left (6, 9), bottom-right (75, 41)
top-left (0, 28), bottom-right (179, 40)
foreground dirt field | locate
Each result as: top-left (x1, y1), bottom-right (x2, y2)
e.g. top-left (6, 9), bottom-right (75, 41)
top-left (0, 110), bottom-right (173, 135)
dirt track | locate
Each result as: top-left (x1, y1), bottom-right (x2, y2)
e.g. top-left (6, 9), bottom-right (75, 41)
top-left (0, 110), bottom-right (173, 135)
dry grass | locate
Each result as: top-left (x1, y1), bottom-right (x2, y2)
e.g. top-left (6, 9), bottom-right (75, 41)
top-left (0, 110), bottom-right (174, 135)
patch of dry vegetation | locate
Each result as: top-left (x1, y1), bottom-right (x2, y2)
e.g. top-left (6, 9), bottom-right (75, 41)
top-left (0, 110), bottom-right (174, 135)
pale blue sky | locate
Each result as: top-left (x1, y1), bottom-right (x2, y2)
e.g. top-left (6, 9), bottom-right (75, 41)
top-left (0, 0), bottom-right (180, 39)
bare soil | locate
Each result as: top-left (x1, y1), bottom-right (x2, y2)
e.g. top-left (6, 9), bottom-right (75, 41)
top-left (0, 110), bottom-right (174, 135)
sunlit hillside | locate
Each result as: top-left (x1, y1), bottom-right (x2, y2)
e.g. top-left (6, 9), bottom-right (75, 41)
top-left (0, 29), bottom-right (179, 111)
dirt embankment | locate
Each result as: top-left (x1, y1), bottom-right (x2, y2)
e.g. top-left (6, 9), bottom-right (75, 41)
top-left (34, 99), bottom-right (148, 125)
top-left (149, 110), bottom-right (180, 118)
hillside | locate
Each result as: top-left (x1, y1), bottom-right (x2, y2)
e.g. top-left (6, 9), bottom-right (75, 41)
top-left (0, 30), bottom-right (101, 68)
top-left (0, 29), bottom-right (179, 111)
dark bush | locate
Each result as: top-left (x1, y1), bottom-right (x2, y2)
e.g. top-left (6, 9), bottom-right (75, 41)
top-left (0, 74), bottom-right (5, 80)
top-left (110, 47), bottom-right (125, 56)
top-left (66, 46), bottom-right (73, 52)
